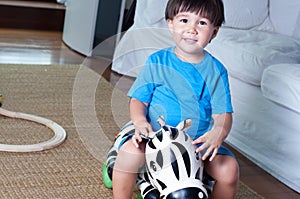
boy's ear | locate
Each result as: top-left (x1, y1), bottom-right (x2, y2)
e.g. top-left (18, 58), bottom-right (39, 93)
top-left (210, 27), bottom-right (220, 41)
top-left (167, 19), bottom-right (174, 33)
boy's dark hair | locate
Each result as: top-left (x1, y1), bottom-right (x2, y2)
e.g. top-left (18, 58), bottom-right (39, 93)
top-left (165, 0), bottom-right (225, 27)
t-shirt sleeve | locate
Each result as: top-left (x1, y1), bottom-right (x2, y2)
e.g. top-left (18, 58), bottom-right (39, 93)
top-left (127, 59), bottom-right (156, 103)
top-left (211, 61), bottom-right (233, 114)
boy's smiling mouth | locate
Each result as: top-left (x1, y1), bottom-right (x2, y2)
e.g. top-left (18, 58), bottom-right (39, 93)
top-left (183, 37), bottom-right (198, 44)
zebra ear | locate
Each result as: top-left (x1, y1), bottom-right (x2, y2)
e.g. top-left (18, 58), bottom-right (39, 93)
top-left (170, 127), bottom-right (179, 140)
top-left (157, 116), bottom-right (166, 127)
top-left (176, 118), bottom-right (192, 131)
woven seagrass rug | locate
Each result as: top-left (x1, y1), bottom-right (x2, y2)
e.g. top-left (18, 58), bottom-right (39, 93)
top-left (0, 64), bottom-right (264, 198)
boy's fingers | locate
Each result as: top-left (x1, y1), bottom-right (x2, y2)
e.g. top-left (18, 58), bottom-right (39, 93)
top-left (195, 141), bottom-right (208, 153)
top-left (202, 152), bottom-right (211, 161)
top-left (136, 127), bottom-right (150, 137)
top-left (202, 146), bottom-right (218, 161)
top-left (132, 134), bottom-right (142, 148)
top-left (192, 135), bottom-right (206, 145)
top-left (209, 148), bottom-right (218, 161)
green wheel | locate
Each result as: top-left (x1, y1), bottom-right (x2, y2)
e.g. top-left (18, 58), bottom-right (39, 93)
top-left (102, 161), bottom-right (112, 189)
top-left (136, 192), bottom-right (143, 199)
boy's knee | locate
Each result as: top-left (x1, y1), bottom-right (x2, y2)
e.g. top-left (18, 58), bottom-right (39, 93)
top-left (208, 157), bottom-right (239, 185)
top-left (223, 159), bottom-right (239, 185)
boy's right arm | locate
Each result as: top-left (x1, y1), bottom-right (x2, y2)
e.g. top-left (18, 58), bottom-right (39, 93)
top-left (129, 98), bottom-right (153, 148)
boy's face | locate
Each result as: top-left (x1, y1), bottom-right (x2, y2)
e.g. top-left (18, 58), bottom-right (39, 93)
top-left (167, 11), bottom-right (219, 60)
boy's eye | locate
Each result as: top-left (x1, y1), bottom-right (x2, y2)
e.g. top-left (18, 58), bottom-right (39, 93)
top-left (180, 19), bottom-right (188, 23)
top-left (199, 21), bottom-right (207, 25)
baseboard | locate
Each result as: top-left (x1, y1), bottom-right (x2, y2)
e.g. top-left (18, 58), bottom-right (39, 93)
top-left (0, 2), bottom-right (65, 31)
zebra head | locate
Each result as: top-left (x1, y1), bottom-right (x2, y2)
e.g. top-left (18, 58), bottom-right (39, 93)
top-left (144, 117), bottom-right (208, 199)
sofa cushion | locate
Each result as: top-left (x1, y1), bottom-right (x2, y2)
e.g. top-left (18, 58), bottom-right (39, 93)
top-left (293, 14), bottom-right (300, 38)
top-left (222, 0), bottom-right (268, 29)
top-left (269, 0), bottom-right (300, 37)
top-left (261, 64), bottom-right (300, 113)
top-left (133, 0), bottom-right (168, 28)
top-left (206, 28), bottom-right (300, 86)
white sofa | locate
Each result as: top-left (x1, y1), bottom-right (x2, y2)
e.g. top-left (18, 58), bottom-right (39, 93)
top-left (112, 0), bottom-right (300, 193)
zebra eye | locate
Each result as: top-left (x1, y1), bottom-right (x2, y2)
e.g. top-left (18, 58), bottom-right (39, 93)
top-left (198, 191), bottom-right (204, 198)
top-left (150, 161), bottom-right (157, 172)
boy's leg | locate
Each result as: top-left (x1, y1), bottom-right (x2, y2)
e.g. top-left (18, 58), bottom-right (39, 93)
top-left (113, 140), bottom-right (146, 199)
top-left (204, 155), bottom-right (239, 199)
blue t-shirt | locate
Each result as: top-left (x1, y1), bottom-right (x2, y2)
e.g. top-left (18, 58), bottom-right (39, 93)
top-left (128, 47), bottom-right (233, 139)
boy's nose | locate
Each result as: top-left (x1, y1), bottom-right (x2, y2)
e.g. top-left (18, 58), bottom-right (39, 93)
top-left (187, 24), bottom-right (198, 34)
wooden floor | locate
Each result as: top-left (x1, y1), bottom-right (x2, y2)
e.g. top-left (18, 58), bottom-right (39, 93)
top-left (0, 28), bottom-right (299, 199)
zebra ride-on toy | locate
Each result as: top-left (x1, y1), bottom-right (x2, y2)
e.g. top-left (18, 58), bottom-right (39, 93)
top-left (102, 117), bottom-right (208, 199)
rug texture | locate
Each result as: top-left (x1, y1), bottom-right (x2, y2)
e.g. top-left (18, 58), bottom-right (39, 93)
top-left (0, 64), bottom-right (264, 198)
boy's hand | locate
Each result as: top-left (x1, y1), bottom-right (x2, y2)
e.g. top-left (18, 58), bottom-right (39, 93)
top-left (192, 113), bottom-right (232, 161)
top-left (132, 120), bottom-right (153, 148)
top-left (192, 126), bottom-right (225, 161)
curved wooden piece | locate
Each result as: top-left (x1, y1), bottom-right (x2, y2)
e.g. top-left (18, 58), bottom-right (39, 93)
top-left (0, 108), bottom-right (67, 152)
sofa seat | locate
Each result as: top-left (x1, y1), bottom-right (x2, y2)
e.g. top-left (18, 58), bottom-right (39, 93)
top-left (206, 28), bottom-right (300, 86)
top-left (262, 64), bottom-right (300, 113)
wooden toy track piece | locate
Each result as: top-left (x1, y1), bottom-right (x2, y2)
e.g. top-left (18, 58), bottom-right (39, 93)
top-left (0, 108), bottom-right (67, 152)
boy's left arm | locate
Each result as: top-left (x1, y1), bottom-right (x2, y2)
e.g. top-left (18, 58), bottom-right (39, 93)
top-left (192, 113), bottom-right (232, 161)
